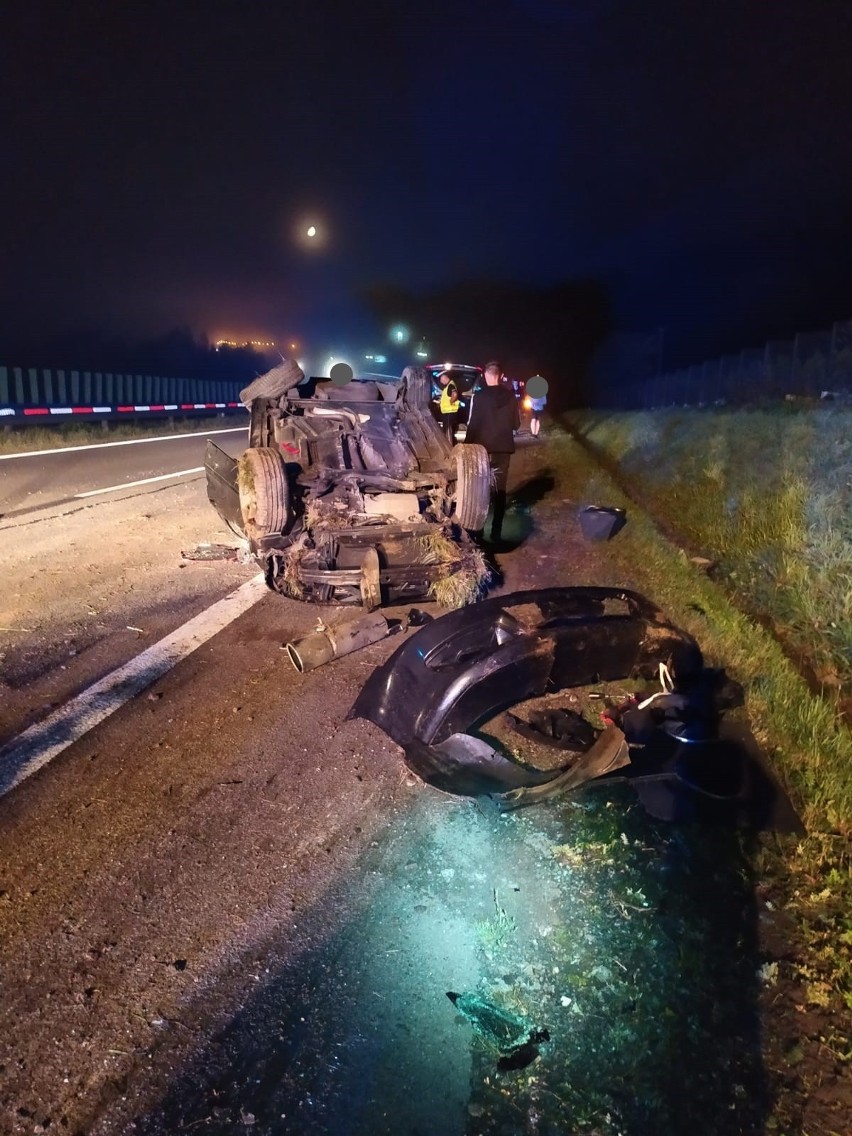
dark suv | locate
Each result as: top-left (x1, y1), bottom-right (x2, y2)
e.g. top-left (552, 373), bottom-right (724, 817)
top-left (205, 361), bottom-right (493, 609)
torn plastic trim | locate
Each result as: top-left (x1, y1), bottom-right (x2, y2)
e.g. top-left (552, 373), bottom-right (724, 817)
top-left (401, 724), bottom-right (631, 801)
top-left (349, 587), bottom-right (804, 828)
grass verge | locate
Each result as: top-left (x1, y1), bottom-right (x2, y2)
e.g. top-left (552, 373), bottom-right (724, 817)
top-left (568, 406), bottom-right (852, 706)
top-left (539, 428), bottom-right (852, 1028)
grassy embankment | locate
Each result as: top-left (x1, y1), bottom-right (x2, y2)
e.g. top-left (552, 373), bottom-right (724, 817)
top-left (549, 404), bottom-right (851, 1014)
top-left (0, 416), bottom-right (244, 455)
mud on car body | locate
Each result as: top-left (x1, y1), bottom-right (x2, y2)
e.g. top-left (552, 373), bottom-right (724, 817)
top-left (205, 360), bottom-right (493, 609)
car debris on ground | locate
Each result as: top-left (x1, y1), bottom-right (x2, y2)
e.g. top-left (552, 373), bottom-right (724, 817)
top-left (446, 990), bottom-right (550, 1071)
top-left (351, 586), bottom-right (803, 830)
top-left (285, 611), bottom-right (390, 673)
top-left (201, 378), bottom-right (800, 831)
top-left (180, 542), bottom-right (245, 562)
top-left (577, 505), bottom-right (627, 541)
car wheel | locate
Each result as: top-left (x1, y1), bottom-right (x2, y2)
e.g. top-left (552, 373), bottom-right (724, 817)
top-left (239, 359), bottom-right (304, 406)
top-left (401, 365), bottom-right (431, 408)
top-left (453, 443), bottom-right (491, 530)
top-left (238, 447), bottom-right (292, 537)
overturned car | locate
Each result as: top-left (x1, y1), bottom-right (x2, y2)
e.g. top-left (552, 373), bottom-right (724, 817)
top-left (205, 360), bottom-right (493, 608)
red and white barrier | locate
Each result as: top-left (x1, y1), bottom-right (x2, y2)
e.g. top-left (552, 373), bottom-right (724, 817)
top-left (0, 402), bottom-right (242, 419)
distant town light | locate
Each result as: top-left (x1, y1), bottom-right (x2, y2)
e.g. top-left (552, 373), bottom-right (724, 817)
top-left (215, 338), bottom-right (275, 349)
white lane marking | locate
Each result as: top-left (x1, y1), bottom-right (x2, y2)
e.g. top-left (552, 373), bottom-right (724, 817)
top-left (0, 575), bottom-right (267, 798)
top-left (74, 467), bottom-right (205, 497)
top-left (0, 426), bottom-right (246, 461)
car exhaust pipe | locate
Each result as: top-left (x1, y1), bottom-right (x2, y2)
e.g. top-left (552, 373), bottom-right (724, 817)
top-left (286, 612), bottom-right (389, 673)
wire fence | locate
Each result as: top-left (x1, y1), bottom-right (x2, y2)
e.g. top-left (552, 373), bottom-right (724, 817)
top-left (597, 319), bottom-right (852, 409)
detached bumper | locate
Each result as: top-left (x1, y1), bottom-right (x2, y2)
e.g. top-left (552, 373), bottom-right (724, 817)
top-left (349, 587), bottom-right (702, 795)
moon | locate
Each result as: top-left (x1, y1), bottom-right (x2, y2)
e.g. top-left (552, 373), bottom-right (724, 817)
top-left (306, 225), bottom-right (317, 238)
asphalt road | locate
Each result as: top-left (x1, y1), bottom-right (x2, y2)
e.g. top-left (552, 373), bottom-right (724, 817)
top-left (0, 430), bottom-right (845, 1136)
top-left (0, 424), bottom-right (246, 518)
top-left (0, 426), bottom-right (256, 751)
top-left (0, 436), bottom-right (634, 1136)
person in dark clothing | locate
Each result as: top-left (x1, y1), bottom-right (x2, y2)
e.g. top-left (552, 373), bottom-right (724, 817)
top-left (464, 360), bottom-right (520, 542)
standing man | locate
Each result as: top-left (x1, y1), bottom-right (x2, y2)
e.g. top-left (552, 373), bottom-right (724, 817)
top-left (438, 371), bottom-right (460, 444)
top-left (464, 360), bottom-right (520, 543)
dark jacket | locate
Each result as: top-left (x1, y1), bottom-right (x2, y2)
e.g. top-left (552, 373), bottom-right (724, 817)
top-left (464, 384), bottom-right (520, 453)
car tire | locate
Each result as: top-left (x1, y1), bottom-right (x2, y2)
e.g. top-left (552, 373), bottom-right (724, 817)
top-left (238, 447), bottom-right (292, 537)
top-left (453, 443), bottom-right (492, 530)
top-left (239, 359), bottom-right (305, 406)
top-left (401, 365), bottom-right (431, 408)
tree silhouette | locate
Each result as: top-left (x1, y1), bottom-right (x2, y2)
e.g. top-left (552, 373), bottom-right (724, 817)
top-left (364, 278), bottom-right (611, 408)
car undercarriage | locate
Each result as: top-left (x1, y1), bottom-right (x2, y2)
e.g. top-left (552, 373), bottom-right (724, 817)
top-left (205, 363), bottom-right (494, 608)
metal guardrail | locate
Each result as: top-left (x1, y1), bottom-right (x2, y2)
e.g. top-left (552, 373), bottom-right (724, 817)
top-left (0, 365), bottom-right (246, 425)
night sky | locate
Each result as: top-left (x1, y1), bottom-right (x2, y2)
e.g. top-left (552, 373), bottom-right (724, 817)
top-left (5, 0), bottom-right (852, 377)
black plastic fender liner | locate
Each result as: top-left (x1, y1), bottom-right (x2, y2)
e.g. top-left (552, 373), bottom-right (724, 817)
top-left (495, 725), bottom-right (631, 811)
top-left (349, 586), bottom-right (804, 827)
top-left (349, 587), bottom-right (702, 752)
top-left (403, 733), bottom-right (561, 797)
top-left (402, 723), bottom-right (633, 803)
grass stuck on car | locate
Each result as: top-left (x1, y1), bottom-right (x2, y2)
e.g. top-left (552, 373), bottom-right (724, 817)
top-left (205, 359), bottom-right (493, 609)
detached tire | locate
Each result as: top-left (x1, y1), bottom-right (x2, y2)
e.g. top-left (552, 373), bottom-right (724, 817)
top-left (401, 365), bottom-right (431, 408)
top-left (239, 359), bottom-right (304, 406)
top-left (453, 443), bottom-right (491, 530)
top-left (238, 447), bottom-right (292, 538)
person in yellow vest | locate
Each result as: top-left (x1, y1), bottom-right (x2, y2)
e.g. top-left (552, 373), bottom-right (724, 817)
top-left (438, 371), bottom-right (460, 444)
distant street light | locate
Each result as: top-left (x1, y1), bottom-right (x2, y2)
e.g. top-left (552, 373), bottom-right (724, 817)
top-left (390, 324), bottom-right (410, 344)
